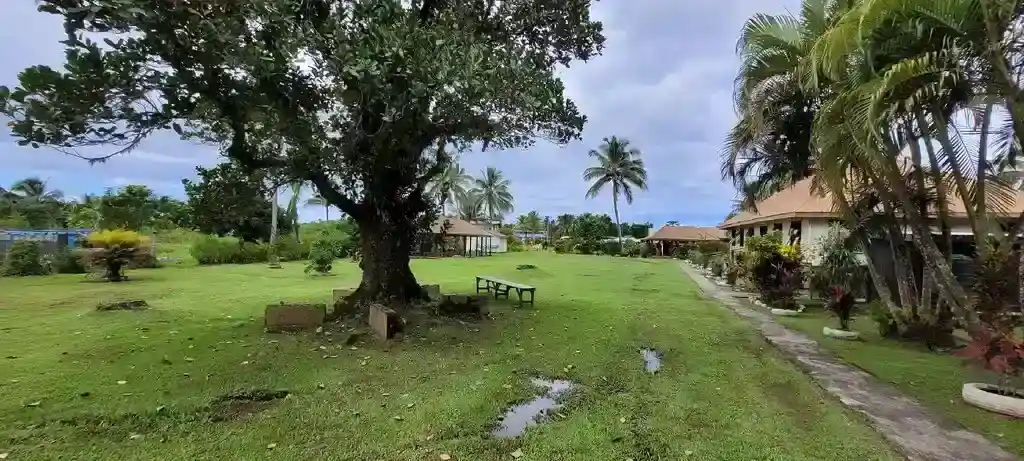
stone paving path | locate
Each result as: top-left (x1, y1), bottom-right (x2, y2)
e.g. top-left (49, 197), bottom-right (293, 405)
top-left (679, 262), bottom-right (1017, 461)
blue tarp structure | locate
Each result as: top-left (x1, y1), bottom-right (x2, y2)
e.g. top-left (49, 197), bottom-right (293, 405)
top-left (0, 229), bottom-right (93, 254)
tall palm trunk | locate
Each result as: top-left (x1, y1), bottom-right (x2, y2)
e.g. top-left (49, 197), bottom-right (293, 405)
top-left (612, 187), bottom-right (622, 247)
top-left (324, 204), bottom-right (329, 221)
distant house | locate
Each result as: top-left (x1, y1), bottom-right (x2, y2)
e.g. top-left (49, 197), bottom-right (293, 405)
top-left (424, 217), bottom-right (507, 256)
top-left (641, 225), bottom-right (726, 257)
top-left (0, 228), bottom-right (93, 255)
top-left (718, 176), bottom-right (1024, 265)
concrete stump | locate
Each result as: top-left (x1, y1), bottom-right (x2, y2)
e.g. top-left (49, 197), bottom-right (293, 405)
top-left (265, 303), bottom-right (326, 332)
top-left (421, 284), bottom-right (442, 301)
top-left (369, 305), bottom-right (401, 340)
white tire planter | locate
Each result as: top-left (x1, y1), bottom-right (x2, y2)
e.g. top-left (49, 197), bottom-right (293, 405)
top-left (822, 327), bottom-right (859, 340)
top-left (962, 383), bottom-right (1024, 418)
top-left (770, 308), bottom-right (801, 317)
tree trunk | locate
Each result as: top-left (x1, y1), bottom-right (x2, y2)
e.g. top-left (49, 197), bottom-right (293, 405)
top-left (347, 207), bottom-right (426, 307)
top-left (324, 205), bottom-right (330, 222)
top-left (269, 186), bottom-right (280, 267)
top-left (613, 192), bottom-right (622, 248)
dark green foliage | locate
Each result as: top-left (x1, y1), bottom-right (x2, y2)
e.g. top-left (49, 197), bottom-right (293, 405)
top-left (182, 163), bottom-right (291, 243)
top-left (2, 241), bottom-right (49, 276)
top-left (53, 247), bottom-right (87, 274)
top-left (554, 239), bottom-right (573, 254)
top-left (569, 213), bottom-right (606, 254)
top-left (507, 235), bottom-right (524, 252)
top-left (305, 239), bottom-right (335, 275)
top-left (190, 236), bottom-right (269, 266)
top-left (128, 249), bottom-right (161, 269)
top-left (622, 240), bottom-right (641, 257)
top-left (827, 290), bottom-right (857, 330)
top-left (639, 243), bottom-right (652, 258)
top-left (809, 225), bottom-right (863, 299)
top-left (745, 234), bottom-right (803, 309)
top-left (600, 240), bottom-right (622, 256)
top-left (671, 246), bottom-right (688, 259)
top-left (273, 236), bottom-right (310, 262)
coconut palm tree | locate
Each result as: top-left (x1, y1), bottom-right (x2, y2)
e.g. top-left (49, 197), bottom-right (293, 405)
top-left (457, 192), bottom-right (485, 222)
top-left (8, 178), bottom-right (63, 203)
top-left (720, 3), bottom-right (836, 206)
top-left (429, 162), bottom-right (474, 215)
top-left (285, 182), bottom-right (304, 241)
top-left (583, 136), bottom-right (649, 247)
top-left (471, 167), bottom-right (514, 222)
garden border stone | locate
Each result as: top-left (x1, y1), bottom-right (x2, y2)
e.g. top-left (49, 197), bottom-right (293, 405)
top-left (680, 262), bottom-right (1017, 461)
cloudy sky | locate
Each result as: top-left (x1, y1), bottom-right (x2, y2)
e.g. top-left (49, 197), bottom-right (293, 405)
top-left (0, 0), bottom-right (797, 225)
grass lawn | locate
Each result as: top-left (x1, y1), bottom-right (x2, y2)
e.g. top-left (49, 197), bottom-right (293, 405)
top-left (778, 309), bottom-right (1024, 456)
top-left (0, 253), bottom-right (899, 460)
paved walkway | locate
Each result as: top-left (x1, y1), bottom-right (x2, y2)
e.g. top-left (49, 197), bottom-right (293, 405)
top-left (679, 262), bottom-right (1017, 461)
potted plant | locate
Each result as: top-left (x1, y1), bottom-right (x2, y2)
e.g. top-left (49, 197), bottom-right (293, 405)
top-left (957, 328), bottom-right (1024, 418)
top-left (957, 242), bottom-right (1024, 417)
top-left (823, 287), bottom-right (859, 339)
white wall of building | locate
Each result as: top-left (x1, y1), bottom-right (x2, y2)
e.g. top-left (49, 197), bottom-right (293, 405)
top-left (461, 234), bottom-right (508, 253)
top-left (726, 217), bottom-right (835, 265)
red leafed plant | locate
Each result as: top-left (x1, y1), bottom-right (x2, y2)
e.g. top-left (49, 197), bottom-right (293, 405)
top-left (956, 328), bottom-right (1024, 394)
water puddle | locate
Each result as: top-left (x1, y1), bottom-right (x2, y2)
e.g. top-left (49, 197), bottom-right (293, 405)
top-left (641, 348), bottom-right (662, 373)
top-left (492, 378), bottom-right (574, 438)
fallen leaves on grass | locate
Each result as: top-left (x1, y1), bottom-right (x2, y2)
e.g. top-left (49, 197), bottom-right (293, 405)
top-left (510, 449), bottom-right (523, 459)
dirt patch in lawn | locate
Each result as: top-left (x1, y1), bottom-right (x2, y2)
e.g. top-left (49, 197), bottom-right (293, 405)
top-left (209, 389), bottom-right (289, 422)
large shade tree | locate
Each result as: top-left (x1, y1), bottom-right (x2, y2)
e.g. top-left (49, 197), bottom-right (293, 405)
top-left (583, 136), bottom-right (648, 246)
top-left (1, 0), bottom-right (604, 305)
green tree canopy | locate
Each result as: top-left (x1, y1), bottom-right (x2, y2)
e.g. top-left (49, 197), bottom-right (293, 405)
top-left (0, 0), bottom-right (603, 304)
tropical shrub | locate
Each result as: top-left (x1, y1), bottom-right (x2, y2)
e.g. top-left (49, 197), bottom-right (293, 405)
top-left (84, 230), bottom-right (149, 282)
top-left (190, 235), bottom-right (268, 265)
top-left (827, 288), bottom-right (857, 331)
top-left (568, 214), bottom-right (605, 254)
top-left (600, 241), bottom-right (622, 256)
top-left (53, 247), bottom-right (88, 274)
top-left (808, 225), bottom-right (862, 299)
top-left (957, 243), bottom-right (1024, 392)
top-left (274, 236), bottom-right (310, 261)
top-left (507, 235), bottom-right (524, 252)
top-left (745, 233), bottom-right (804, 309)
top-left (638, 242), bottom-right (652, 258)
top-left (622, 240), bottom-right (641, 257)
top-left (710, 255), bottom-right (724, 277)
top-left (305, 238), bottom-right (336, 275)
top-left (554, 239), bottom-right (572, 254)
top-left (671, 246), bottom-right (688, 259)
top-left (1, 241), bottom-right (49, 276)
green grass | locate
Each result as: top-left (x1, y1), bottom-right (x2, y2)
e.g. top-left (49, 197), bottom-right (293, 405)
top-left (779, 308), bottom-right (1024, 456)
top-left (0, 253), bottom-right (900, 460)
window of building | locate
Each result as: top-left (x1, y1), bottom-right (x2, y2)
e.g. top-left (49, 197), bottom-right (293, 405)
top-left (772, 223), bottom-right (783, 233)
top-left (759, 225), bottom-right (768, 235)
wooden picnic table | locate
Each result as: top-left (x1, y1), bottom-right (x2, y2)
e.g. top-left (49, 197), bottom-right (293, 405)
top-left (475, 275), bottom-right (536, 307)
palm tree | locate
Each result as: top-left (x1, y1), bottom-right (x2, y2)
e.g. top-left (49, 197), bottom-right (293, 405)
top-left (429, 162), bottom-right (474, 215)
top-left (9, 178), bottom-right (63, 203)
top-left (471, 167), bottom-right (514, 222)
top-left (583, 136), bottom-right (649, 246)
top-left (285, 182), bottom-right (304, 241)
top-left (720, 5), bottom-right (833, 206)
top-left (457, 192), bottom-right (485, 222)
top-left (554, 214), bottom-right (575, 238)
top-left (665, 220), bottom-right (679, 226)
top-left (305, 193), bottom-right (331, 221)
